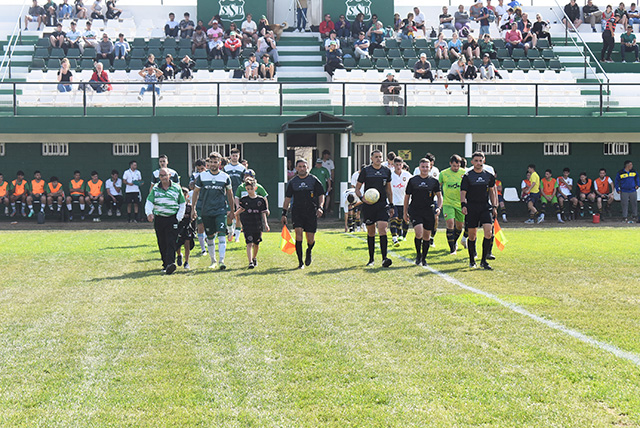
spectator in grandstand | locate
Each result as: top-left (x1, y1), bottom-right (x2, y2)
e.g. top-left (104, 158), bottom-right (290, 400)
top-left (89, 61), bottom-right (111, 92)
top-left (324, 31), bottom-right (340, 49)
top-left (191, 25), bottom-right (207, 55)
top-left (324, 41), bottom-right (343, 77)
top-left (463, 34), bottom-right (480, 59)
top-left (165, 13), bottom-right (179, 38)
top-left (620, 25), bottom-right (639, 61)
top-left (538, 169), bottom-right (563, 223)
top-left (601, 13), bottom-right (619, 62)
top-left (320, 13), bottom-right (335, 38)
top-left (46, 176), bottom-right (64, 213)
top-left (576, 172), bottom-right (595, 216)
top-left (399, 12), bottom-right (417, 40)
top-left (557, 167), bottom-right (578, 220)
top-left (393, 13), bottom-right (402, 32)
top-left (519, 13), bottom-right (537, 48)
top-left (91, 0), bottom-right (106, 22)
top-left (564, 0), bottom-right (583, 29)
top-left (26, 170), bottom-right (46, 218)
top-left (505, 22), bottom-right (528, 55)
top-left (74, 0), bottom-right (87, 19)
top-left (50, 23), bottom-right (66, 49)
top-left (583, 0), bottom-right (603, 32)
top-left (435, 32), bottom-right (449, 59)
top-left (616, 2), bottom-right (630, 28)
top-left (244, 53), bottom-right (259, 79)
top-left (123, 160), bottom-right (142, 222)
top-left (138, 66), bottom-right (163, 100)
top-left (439, 6), bottom-right (455, 32)
top-left (0, 173), bottom-right (9, 216)
top-left (463, 57), bottom-right (478, 79)
top-left (594, 168), bottom-right (614, 215)
top-left (455, 4), bottom-right (471, 31)
top-left (445, 58), bottom-right (466, 93)
top-left (57, 58), bottom-right (73, 92)
top-left (66, 21), bottom-right (83, 53)
top-left (500, 7), bottom-right (515, 31)
top-left (179, 55), bottom-right (194, 79)
top-left (413, 7), bottom-right (426, 36)
top-left (629, 2), bottom-right (640, 25)
top-left (354, 31), bottom-right (370, 59)
top-left (65, 170), bottom-right (85, 220)
top-left (335, 14), bottom-right (351, 38)
top-left (256, 31), bottom-right (279, 66)
top-left (470, 0), bottom-right (491, 35)
top-left (241, 14), bottom-right (259, 47)
top-left (479, 34), bottom-right (497, 58)
top-left (414, 53), bottom-right (434, 81)
top-left (259, 53), bottom-right (275, 79)
top-left (533, 14), bottom-right (552, 46)
top-left (43, 3), bottom-right (58, 27)
top-left (142, 54), bottom-right (156, 69)
top-left (106, 0), bottom-right (121, 20)
top-left (106, 169), bottom-right (122, 216)
top-left (352, 13), bottom-right (367, 38)
top-left (224, 31), bottom-right (242, 59)
top-left (257, 15), bottom-right (269, 37)
top-left (179, 12), bottom-right (195, 39)
top-left (615, 160), bottom-right (639, 222)
top-left (58, 0), bottom-right (72, 19)
top-left (159, 54), bottom-right (176, 80)
top-left (448, 31), bottom-right (463, 60)
top-left (368, 21), bottom-right (385, 52)
top-left (479, 53), bottom-right (498, 79)
top-left (207, 32), bottom-right (224, 60)
top-left (380, 72), bottom-right (404, 115)
top-left (25, 0), bottom-right (45, 31)
top-left (9, 171), bottom-right (29, 217)
top-left (494, 0), bottom-right (507, 27)
top-left (85, 171), bottom-right (104, 221)
top-left (96, 33), bottom-right (114, 65)
top-left (113, 33), bottom-right (129, 60)
top-left (602, 4), bottom-right (615, 30)
top-left (294, 0), bottom-right (308, 32)
top-left (82, 21), bottom-right (98, 50)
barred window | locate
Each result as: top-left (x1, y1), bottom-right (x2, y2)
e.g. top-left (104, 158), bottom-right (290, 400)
top-left (0, 143), bottom-right (4, 156)
top-left (42, 143), bottom-right (68, 156)
top-left (353, 143), bottom-right (386, 171)
top-left (188, 143), bottom-right (243, 172)
top-left (543, 143), bottom-right (570, 156)
top-left (475, 142), bottom-right (502, 155)
top-left (113, 143), bottom-right (140, 156)
top-left (603, 142), bottom-right (629, 156)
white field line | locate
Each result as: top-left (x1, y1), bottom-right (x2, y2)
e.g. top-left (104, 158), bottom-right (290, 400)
top-left (344, 233), bottom-right (640, 368)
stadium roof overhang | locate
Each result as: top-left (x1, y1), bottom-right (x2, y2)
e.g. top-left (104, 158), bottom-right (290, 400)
top-left (281, 112), bottom-right (354, 134)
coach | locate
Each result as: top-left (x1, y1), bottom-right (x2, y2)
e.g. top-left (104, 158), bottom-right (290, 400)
top-left (145, 167), bottom-right (186, 275)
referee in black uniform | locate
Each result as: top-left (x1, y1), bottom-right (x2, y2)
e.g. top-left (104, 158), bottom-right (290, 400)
top-left (355, 149), bottom-right (394, 267)
top-left (460, 151), bottom-right (498, 270)
top-left (281, 159), bottom-right (325, 269)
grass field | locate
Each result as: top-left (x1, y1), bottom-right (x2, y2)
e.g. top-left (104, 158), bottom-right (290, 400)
top-left (1, 226), bottom-right (640, 427)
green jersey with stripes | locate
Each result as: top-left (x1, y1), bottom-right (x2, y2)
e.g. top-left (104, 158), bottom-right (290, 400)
top-left (224, 163), bottom-right (246, 193)
top-left (146, 181), bottom-right (185, 216)
top-left (438, 167), bottom-right (465, 207)
top-left (195, 169), bottom-right (232, 217)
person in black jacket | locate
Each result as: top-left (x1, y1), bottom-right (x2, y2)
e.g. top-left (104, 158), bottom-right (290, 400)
top-left (380, 72), bottom-right (404, 115)
top-left (324, 42), bottom-right (343, 76)
top-left (179, 55), bottom-right (194, 79)
top-left (563, 0), bottom-right (583, 30)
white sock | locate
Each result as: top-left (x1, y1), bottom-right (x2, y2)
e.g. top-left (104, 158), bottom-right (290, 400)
top-left (48, 205), bottom-right (53, 210)
top-left (28, 204), bottom-right (33, 210)
top-left (198, 233), bottom-right (206, 252)
top-left (234, 229), bottom-right (241, 240)
top-left (557, 213), bottom-right (562, 220)
top-left (218, 235), bottom-right (227, 262)
top-left (80, 204), bottom-right (85, 210)
top-left (66, 203), bottom-right (72, 211)
top-left (207, 238), bottom-right (216, 264)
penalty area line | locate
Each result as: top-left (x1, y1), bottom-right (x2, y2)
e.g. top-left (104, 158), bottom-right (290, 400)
top-left (343, 232), bottom-right (640, 368)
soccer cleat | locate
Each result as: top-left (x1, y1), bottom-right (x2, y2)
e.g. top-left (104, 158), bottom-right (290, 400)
top-left (393, 239), bottom-right (400, 247)
top-left (184, 262), bottom-right (190, 270)
top-left (219, 262), bottom-right (226, 270)
top-left (537, 213), bottom-right (545, 224)
top-left (176, 254), bottom-right (182, 266)
top-left (430, 238), bottom-right (435, 248)
top-left (248, 262), bottom-right (255, 269)
top-left (415, 256), bottom-right (421, 265)
top-left (366, 259), bottom-right (375, 267)
top-left (502, 214), bottom-right (508, 223)
top-left (486, 254), bottom-right (496, 260)
top-left (137, 94), bottom-right (143, 101)
top-left (116, 209), bottom-right (121, 217)
top-left (557, 217), bottom-right (565, 224)
top-left (209, 262), bottom-right (218, 269)
top-left (420, 259), bottom-right (428, 267)
top-left (524, 218), bottom-right (535, 224)
top-left (469, 262), bottom-right (477, 268)
top-left (10, 209), bottom-right (16, 217)
top-left (461, 236), bottom-right (467, 249)
top-left (81, 215), bottom-right (85, 221)
top-left (88, 205), bottom-right (95, 215)
top-left (298, 263), bottom-right (305, 269)
top-left (449, 250), bottom-right (457, 256)
top-left (165, 263), bottom-right (177, 275)
top-left (252, 258), bottom-right (257, 267)
top-left (305, 250), bottom-right (312, 266)
top-left (28, 210), bottom-right (33, 218)
top-left (107, 209), bottom-right (112, 216)
top-left (382, 258), bottom-right (392, 268)
top-left (480, 261), bottom-right (493, 270)
top-left (201, 249), bottom-right (207, 256)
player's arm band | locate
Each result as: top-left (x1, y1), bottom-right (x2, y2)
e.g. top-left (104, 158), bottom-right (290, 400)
top-left (281, 209), bottom-right (287, 217)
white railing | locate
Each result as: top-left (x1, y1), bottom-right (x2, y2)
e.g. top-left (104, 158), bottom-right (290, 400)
top-left (0, 0), bottom-right (29, 82)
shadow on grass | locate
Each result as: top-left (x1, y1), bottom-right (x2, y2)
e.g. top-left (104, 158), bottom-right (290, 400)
top-left (98, 244), bottom-right (149, 250)
top-left (87, 269), bottom-right (164, 282)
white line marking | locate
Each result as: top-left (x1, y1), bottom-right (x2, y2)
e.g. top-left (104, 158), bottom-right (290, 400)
top-left (344, 233), bottom-right (640, 367)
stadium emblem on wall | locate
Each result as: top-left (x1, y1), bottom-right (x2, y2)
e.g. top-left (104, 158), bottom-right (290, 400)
top-left (219, 0), bottom-right (245, 21)
top-left (345, 0), bottom-right (372, 21)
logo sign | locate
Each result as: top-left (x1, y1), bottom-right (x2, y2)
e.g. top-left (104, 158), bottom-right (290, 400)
top-left (219, 0), bottom-right (245, 22)
top-left (398, 149), bottom-right (412, 161)
top-left (345, 0), bottom-right (372, 21)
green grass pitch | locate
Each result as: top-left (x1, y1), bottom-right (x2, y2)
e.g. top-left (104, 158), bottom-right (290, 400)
top-left (1, 227), bottom-right (640, 427)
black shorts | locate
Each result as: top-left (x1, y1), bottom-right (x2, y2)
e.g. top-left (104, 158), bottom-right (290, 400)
top-left (125, 192), bottom-right (140, 204)
top-left (465, 205), bottom-right (493, 229)
top-left (392, 205), bottom-right (404, 219)
top-left (292, 209), bottom-right (318, 233)
top-left (244, 230), bottom-right (263, 244)
top-left (409, 208), bottom-right (435, 230)
top-left (362, 202), bottom-right (389, 225)
top-left (70, 194), bottom-right (84, 201)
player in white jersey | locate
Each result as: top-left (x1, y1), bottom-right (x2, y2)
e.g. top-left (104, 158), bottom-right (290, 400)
top-left (390, 157), bottom-right (413, 246)
top-left (223, 148), bottom-right (246, 242)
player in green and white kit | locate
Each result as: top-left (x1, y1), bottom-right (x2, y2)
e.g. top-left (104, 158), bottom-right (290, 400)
top-left (224, 147), bottom-right (246, 242)
top-left (439, 154), bottom-right (466, 255)
top-left (192, 152), bottom-right (235, 270)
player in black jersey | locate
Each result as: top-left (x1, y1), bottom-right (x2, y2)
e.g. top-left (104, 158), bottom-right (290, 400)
top-left (403, 158), bottom-right (443, 266)
top-left (355, 150), bottom-right (394, 267)
top-left (281, 159), bottom-right (325, 269)
top-left (460, 151), bottom-right (498, 270)
top-left (235, 178), bottom-right (270, 269)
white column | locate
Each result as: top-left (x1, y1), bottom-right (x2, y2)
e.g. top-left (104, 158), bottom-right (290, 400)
top-left (278, 133), bottom-right (286, 208)
top-left (465, 133), bottom-right (473, 159)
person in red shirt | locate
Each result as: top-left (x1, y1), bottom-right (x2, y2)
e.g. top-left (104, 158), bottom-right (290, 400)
top-left (319, 14), bottom-right (335, 38)
top-left (224, 31), bottom-right (242, 59)
top-left (594, 167), bottom-right (614, 216)
top-left (89, 61), bottom-right (112, 93)
top-left (576, 172), bottom-right (595, 216)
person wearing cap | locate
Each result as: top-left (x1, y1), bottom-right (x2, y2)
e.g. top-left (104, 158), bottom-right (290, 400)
top-left (320, 13), bottom-right (335, 38)
top-left (380, 72), bottom-right (404, 115)
top-left (368, 21), bottom-right (385, 51)
top-left (258, 15), bottom-right (269, 37)
top-left (479, 53), bottom-right (497, 79)
top-left (191, 25), bottom-right (207, 55)
top-left (165, 12), bottom-right (179, 38)
top-left (259, 53), bottom-right (275, 79)
top-left (244, 53), bottom-right (259, 79)
top-left (413, 53), bottom-right (434, 82)
top-left (256, 30), bottom-right (279, 66)
top-left (324, 31), bottom-right (340, 49)
top-left (207, 22), bottom-right (224, 60)
top-left (180, 12), bottom-right (195, 38)
top-left (354, 31), bottom-right (370, 59)
top-left (310, 159), bottom-right (332, 210)
top-left (241, 14), bottom-right (259, 47)
top-left (66, 21), bottom-right (83, 53)
top-left (324, 41), bottom-right (343, 77)
top-left (224, 30), bottom-right (242, 59)
top-left (621, 24), bottom-right (639, 61)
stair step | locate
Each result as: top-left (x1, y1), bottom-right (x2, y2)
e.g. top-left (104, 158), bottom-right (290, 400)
top-left (278, 76), bottom-right (328, 82)
top-left (282, 87), bottom-right (330, 94)
top-left (581, 89), bottom-right (611, 95)
top-left (278, 54), bottom-right (323, 61)
top-left (591, 110), bottom-right (627, 116)
top-left (0, 89), bottom-right (22, 95)
top-left (277, 69), bottom-right (326, 78)
top-left (278, 46), bottom-right (320, 52)
top-left (279, 60), bottom-right (324, 66)
top-left (277, 38), bottom-right (321, 46)
top-left (586, 100), bottom-right (619, 106)
top-left (283, 98), bottom-right (331, 105)
top-left (577, 78), bottom-right (600, 83)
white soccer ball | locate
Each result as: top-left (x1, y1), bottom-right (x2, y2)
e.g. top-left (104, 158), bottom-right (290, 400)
top-left (364, 188), bottom-right (380, 204)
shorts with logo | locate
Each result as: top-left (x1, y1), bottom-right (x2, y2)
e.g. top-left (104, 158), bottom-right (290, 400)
top-left (244, 230), bottom-right (263, 244)
top-left (362, 201), bottom-right (389, 225)
top-left (443, 204), bottom-right (464, 223)
top-left (202, 213), bottom-right (228, 237)
top-left (292, 208), bottom-right (318, 233)
top-left (409, 207), bottom-right (435, 230)
top-left (464, 203), bottom-right (493, 228)
top-left (125, 191), bottom-right (140, 204)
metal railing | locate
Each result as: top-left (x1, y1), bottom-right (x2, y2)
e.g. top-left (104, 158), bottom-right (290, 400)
top-left (3, 79), bottom-right (635, 117)
top-left (0, 0), bottom-right (29, 82)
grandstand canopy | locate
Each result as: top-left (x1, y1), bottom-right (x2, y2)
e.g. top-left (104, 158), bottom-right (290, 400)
top-left (281, 112), bottom-right (353, 134)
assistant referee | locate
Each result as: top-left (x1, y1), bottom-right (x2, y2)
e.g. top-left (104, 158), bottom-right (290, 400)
top-left (146, 167), bottom-right (186, 275)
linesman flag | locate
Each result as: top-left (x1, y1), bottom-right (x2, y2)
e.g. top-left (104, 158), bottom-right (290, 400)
top-left (280, 225), bottom-right (296, 254)
top-left (493, 219), bottom-right (507, 251)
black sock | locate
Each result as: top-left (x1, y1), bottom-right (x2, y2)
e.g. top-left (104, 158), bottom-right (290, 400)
top-left (295, 241), bottom-right (303, 265)
top-left (402, 220), bottom-right (409, 237)
top-left (468, 239), bottom-right (476, 264)
top-left (482, 237), bottom-right (492, 262)
top-left (463, 228), bottom-right (469, 239)
top-left (422, 240), bottom-right (430, 261)
top-left (307, 242), bottom-right (315, 252)
top-left (453, 228), bottom-right (462, 242)
top-left (446, 228), bottom-right (456, 252)
top-left (367, 235), bottom-right (375, 261)
top-left (431, 228), bottom-right (437, 238)
top-left (414, 237), bottom-right (422, 258)
top-left (541, 203), bottom-right (547, 214)
top-left (390, 218), bottom-right (398, 237)
top-left (380, 235), bottom-right (388, 260)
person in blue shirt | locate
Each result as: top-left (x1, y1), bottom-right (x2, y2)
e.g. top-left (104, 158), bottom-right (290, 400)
top-left (615, 159), bottom-right (639, 222)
